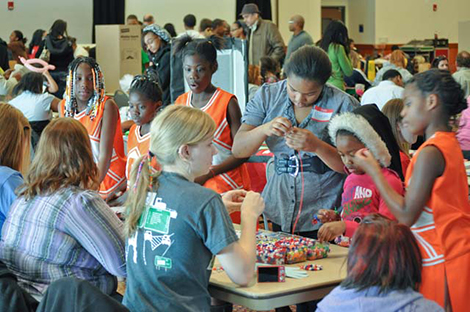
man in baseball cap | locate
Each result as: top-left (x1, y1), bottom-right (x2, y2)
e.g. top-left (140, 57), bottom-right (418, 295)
top-left (240, 3), bottom-right (285, 65)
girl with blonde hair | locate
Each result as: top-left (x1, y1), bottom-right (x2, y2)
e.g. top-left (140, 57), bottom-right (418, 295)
top-left (0, 118), bottom-right (126, 300)
top-left (123, 105), bottom-right (264, 312)
top-left (0, 103), bottom-right (30, 235)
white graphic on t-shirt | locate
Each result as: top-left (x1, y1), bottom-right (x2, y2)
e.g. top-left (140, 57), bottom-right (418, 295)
top-left (127, 231), bottom-right (139, 264)
top-left (354, 186), bottom-right (372, 199)
top-left (143, 231), bottom-right (175, 265)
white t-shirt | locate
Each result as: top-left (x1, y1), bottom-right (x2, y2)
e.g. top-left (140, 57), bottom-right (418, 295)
top-left (9, 91), bottom-right (54, 121)
top-left (360, 80), bottom-right (404, 110)
top-left (176, 30), bottom-right (205, 39)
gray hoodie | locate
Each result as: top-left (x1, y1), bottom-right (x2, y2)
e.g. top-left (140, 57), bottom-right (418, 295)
top-left (316, 286), bottom-right (443, 312)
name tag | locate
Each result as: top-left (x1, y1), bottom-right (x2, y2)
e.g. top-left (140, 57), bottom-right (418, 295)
top-left (311, 106), bottom-right (334, 122)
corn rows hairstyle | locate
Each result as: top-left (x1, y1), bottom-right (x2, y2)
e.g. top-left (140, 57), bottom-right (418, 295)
top-left (129, 71), bottom-right (163, 103)
top-left (19, 118), bottom-right (99, 200)
top-left (382, 99), bottom-right (411, 157)
top-left (125, 105), bottom-right (216, 236)
top-left (172, 34), bottom-right (224, 66)
top-left (341, 214), bottom-right (422, 293)
top-left (64, 57), bottom-right (105, 120)
top-left (0, 103), bottom-right (31, 175)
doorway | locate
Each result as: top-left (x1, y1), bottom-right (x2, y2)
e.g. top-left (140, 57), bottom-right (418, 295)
top-left (321, 6), bottom-right (345, 36)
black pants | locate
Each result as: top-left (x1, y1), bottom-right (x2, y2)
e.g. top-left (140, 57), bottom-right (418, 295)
top-left (36, 277), bottom-right (129, 312)
top-left (0, 269), bottom-right (38, 312)
top-left (271, 222), bottom-right (318, 239)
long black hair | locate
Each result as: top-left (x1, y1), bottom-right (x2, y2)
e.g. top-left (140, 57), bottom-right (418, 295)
top-left (319, 20), bottom-right (349, 54)
top-left (49, 20), bottom-right (68, 39)
top-left (29, 29), bottom-right (45, 54)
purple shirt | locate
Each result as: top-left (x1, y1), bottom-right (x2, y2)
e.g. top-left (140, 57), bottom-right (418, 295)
top-left (0, 187), bottom-right (126, 298)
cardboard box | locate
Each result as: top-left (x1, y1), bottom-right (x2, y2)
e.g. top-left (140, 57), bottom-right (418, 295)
top-left (95, 25), bottom-right (142, 94)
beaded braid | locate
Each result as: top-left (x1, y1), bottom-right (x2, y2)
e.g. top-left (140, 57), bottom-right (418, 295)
top-left (64, 57), bottom-right (106, 120)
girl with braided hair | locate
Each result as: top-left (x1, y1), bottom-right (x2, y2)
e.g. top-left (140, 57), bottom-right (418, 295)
top-left (59, 56), bottom-right (126, 200)
top-left (173, 35), bottom-right (251, 223)
top-left (126, 71), bottom-right (162, 185)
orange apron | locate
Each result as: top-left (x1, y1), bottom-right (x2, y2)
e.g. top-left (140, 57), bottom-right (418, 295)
top-left (406, 132), bottom-right (470, 310)
top-left (126, 124), bottom-right (160, 188)
top-left (60, 97), bottom-right (126, 198)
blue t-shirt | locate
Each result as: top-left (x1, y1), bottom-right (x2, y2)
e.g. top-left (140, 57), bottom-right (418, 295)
top-left (0, 166), bottom-right (23, 236)
top-left (123, 171), bottom-right (238, 312)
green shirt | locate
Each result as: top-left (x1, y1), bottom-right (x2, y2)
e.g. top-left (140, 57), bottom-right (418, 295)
top-left (141, 50), bottom-right (149, 73)
top-left (327, 44), bottom-right (353, 90)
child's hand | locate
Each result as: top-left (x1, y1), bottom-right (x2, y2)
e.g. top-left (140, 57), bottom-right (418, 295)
top-left (318, 221), bottom-right (346, 242)
top-left (263, 117), bottom-right (292, 137)
top-left (317, 209), bottom-right (340, 223)
top-left (285, 127), bottom-right (321, 152)
top-left (240, 191), bottom-right (265, 219)
top-left (353, 148), bottom-right (381, 175)
top-left (221, 190), bottom-right (247, 215)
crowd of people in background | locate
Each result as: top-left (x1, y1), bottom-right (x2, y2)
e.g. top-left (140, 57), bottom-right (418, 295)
top-left (1, 3), bottom-right (470, 312)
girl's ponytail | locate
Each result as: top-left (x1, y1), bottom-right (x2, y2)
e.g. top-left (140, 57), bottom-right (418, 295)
top-left (125, 155), bottom-right (160, 237)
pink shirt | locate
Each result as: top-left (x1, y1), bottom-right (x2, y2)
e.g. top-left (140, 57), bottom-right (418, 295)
top-left (457, 99), bottom-right (470, 151)
top-left (341, 167), bottom-right (403, 238)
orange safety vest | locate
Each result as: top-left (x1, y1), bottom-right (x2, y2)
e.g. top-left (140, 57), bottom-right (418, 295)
top-left (126, 124), bottom-right (160, 188)
top-left (59, 97), bottom-right (126, 198)
top-left (406, 132), bottom-right (470, 311)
